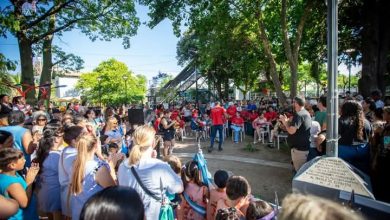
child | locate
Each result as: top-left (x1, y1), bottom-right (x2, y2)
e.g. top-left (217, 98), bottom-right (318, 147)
top-left (164, 155), bottom-right (182, 175)
top-left (216, 175), bottom-right (251, 219)
top-left (307, 121), bottom-right (321, 161)
top-left (107, 143), bottom-right (123, 172)
top-left (181, 160), bottom-right (208, 220)
top-left (246, 200), bottom-right (275, 220)
top-left (207, 170), bottom-right (229, 220)
top-left (164, 155), bottom-right (183, 219)
top-left (58, 125), bottom-right (84, 218)
top-left (252, 111), bottom-right (268, 143)
top-left (34, 124), bottom-right (63, 220)
top-left (69, 134), bottom-right (118, 220)
top-left (0, 148), bottom-right (40, 220)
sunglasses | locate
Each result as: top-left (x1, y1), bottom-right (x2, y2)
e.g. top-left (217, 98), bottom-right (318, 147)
top-left (38, 118), bottom-right (47, 121)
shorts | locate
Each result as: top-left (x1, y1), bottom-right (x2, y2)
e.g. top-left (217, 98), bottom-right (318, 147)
top-left (184, 116), bottom-right (192, 122)
top-left (163, 131), bottom-right (175, 141)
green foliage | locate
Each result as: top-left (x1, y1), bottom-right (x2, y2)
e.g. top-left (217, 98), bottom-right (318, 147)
top-left (337, 73), bottom-right (358, 92)
top-left (243, 143), bottom-right (258, 152)
top-left (76, 59), bottom-right (146, 105)
top-left (0, 1), bottom-right (140, 47)
top-left (0, 54), bottom-right (18, 95)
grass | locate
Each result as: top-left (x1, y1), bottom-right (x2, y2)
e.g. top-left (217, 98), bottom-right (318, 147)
top-left (243, 143), bottom-right (259, 152)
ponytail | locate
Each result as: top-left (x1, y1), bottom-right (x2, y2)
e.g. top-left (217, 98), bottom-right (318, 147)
top-left (128, 125), bottom-right (156, 166)
top-left (70, 134), bottom-right (97, 195)
top-left (129, 144), bottom-right (150, 165)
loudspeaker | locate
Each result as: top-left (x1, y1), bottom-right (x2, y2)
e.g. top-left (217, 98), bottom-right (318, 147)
top-left (128, 109), bottom-right (144, 124)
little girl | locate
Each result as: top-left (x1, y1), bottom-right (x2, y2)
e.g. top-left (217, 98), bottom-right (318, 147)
top-left (181, 160), bottom-right (208, 220)
top-left (69, 133), bottom-right (118, 220)
top-left (0, 148), bottom-right (40, 220)
top-left (252, 111), bottom-right (268, 143)
top-left (34, 124), bottom-right (63, 220)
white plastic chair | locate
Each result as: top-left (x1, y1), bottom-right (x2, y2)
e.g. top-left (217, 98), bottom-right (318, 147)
top-left (275, 133), bottom-right (288, 150)
top-left (254, 124), bottom-right (270, 144)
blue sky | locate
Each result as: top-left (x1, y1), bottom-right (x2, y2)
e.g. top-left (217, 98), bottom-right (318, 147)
top-left (0, 3), bottom-right (185, 81)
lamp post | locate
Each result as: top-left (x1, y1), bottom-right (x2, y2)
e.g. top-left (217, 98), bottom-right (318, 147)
top-left (122, 75), bottom-right (128, 105)
top-left (326, 0), bottom-right (340, 157)
top-left (97, 76), bottom-right (102, 107)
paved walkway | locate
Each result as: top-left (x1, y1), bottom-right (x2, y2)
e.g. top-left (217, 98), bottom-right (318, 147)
top-left (175, 152), bottom-right (291, 170)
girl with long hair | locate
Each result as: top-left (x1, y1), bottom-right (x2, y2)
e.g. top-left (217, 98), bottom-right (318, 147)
top-left (69, 133), bottom-right (117, 220)
top-left (181, 160), bottom-right (209, 220)
top-left (34, 124), bottom-right (63, 220)
top-left (338, 100), bottom-right (372, 174)
top-left (58, 125), bottom-right (84, 218)
top-left (118, 125), bottom-right (183, 220)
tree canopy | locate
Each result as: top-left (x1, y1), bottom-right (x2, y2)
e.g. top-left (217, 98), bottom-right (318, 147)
top-left (76, 59), bottom-right (146, 106)
top-left (0, 0), bottom-right (140, 102)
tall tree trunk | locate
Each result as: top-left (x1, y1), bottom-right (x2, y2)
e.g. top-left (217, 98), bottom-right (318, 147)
top-left (216, 78), bottom-right (222, 100)
top-left (290, 63), bottom-right (298, 98)
top-left (359, 0), bottom-right (390, 97)
top-left (223, 78), bottom-right (229, 101)
top-left (256, 11), bottom-right (287, 105)
top-left (17, 33), bottom-right (36, 104)
top-left (281, 0), bottom-right (313, 99)
top-left (39, 14), bottom-right (55, 102)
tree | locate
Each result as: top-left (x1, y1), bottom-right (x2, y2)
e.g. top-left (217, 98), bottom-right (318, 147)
top-left (0, 0), bottom-right (140, 103)
top-left (76, 59), bottom-right (146, 105)
top-left (0, 53), bottom-right (18, 95)
top-left (140, 0), bottom-right (319, 104)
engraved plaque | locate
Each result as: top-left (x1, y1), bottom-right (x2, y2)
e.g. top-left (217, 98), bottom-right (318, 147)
top-left (294, 157), bottom-right (373, 198)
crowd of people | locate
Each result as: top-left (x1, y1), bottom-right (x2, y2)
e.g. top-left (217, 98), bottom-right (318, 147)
top-left (0, 90), bottom-right (388, 220)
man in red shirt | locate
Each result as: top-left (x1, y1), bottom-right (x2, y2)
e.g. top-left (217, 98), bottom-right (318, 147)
top-left (226, 102), bottom-right (237, 136)
top-left (209, 101), bottom-right (227, 152)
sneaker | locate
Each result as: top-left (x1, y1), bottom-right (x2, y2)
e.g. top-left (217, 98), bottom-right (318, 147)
top-left (218, 148), bottom-right (223, 151)
top-left (208, 148), bottom-right (213, 153)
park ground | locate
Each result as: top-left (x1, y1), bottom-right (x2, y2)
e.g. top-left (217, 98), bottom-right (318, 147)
top-left (171, 133), bottom-right (293, 202)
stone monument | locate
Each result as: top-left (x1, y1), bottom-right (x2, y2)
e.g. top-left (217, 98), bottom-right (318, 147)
top-left (293, 157), bottom-right (390, 219)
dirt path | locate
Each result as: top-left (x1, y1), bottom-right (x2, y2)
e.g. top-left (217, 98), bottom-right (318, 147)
top-left (171, 134), bottom-right (293, 202)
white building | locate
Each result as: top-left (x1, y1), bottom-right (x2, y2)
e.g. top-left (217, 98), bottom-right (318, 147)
top-left (55, 72), bottom-right (81, 98)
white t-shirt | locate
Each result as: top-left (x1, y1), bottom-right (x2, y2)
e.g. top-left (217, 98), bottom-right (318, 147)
top-left (118, 157), bottom-right (183, 220)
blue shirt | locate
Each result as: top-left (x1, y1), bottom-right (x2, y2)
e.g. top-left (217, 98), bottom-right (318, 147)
top-left (0, 173), bottom-right (38, 220)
